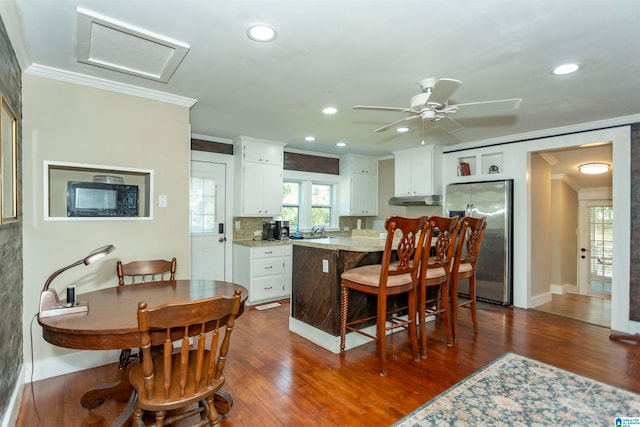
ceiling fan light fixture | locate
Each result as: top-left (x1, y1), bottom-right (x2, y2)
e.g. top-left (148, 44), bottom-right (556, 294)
top-left (552, 63), bottom-right (580, 75)
top-left (247, 24), bottom-right (277, 42)
top-left (578, 163), bottom-right (609, 175)
top-left (396, 126), bottom-right (410, 133)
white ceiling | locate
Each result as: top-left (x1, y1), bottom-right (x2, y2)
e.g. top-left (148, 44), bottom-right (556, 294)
top-left (4, 0), bottom-right (636, 187)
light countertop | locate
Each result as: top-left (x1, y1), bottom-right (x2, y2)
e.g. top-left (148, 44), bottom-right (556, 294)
top-left (291, 236), bottom-right (389, 252)
top-left (233, 239), bottom-right (293, 248)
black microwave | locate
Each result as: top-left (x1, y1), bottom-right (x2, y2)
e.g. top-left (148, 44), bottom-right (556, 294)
top-left (66, 181), bottom-right (139, 217)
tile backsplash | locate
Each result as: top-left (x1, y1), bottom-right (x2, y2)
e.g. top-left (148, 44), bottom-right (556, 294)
top-left (232, 216), bottom-right (273, 240)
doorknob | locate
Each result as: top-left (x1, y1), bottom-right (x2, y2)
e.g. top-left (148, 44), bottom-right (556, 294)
top-left (218, 237), bottom-right (226, 243)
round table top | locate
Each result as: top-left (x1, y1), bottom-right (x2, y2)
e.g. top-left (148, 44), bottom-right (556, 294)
top-left (38, 280), bottom-right (248, 350)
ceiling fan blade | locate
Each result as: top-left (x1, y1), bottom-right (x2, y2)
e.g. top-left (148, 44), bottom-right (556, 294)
top-left (428, 78), bottom-right (462, 106)
top-left (351, 105), bottom-right (408, 112)
top-left (374, 114), bottom-right (420, 132)
top-left (453, 98), bottom-right (523, 115)
top-left (435, 116), bottom-right (464, 133)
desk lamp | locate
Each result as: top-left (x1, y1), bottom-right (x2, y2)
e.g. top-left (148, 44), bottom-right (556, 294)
top-left (39, 244), bottom-right (115, 318)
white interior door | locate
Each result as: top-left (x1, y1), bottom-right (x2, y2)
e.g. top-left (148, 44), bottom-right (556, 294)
top-left (190, 160), bottom-right (226, 280)
top-left (578, 200), bottom-right (613, 296)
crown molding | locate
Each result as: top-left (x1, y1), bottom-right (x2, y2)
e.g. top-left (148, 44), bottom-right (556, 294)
top-left (551, 173), bottom-right (579, 192)
top-left (538, 152), bottom-right (558, 166)
top-left (24, 64), bottom-right (198, 108)
top-left (0, 0), bottom-right (31, 70)
top-left (444, 114), bottom-right (640, 153)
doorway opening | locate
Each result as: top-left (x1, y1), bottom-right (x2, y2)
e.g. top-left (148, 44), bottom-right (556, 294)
top-left (530, 142), bottom-right (612, 328)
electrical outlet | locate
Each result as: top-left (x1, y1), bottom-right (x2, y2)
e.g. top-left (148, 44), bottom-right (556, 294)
top-left (235, 221), bottom-right (241, 230)
top-left (343, 226), bottom-right (350, 232)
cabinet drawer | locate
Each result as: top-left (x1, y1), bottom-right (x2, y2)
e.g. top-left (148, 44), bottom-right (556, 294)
top-left (251, 276), bottom-right (284, 301)
top-left (253, 258), bottom-right (284, 277)
top-left (253, 245), bottom-right (284, 258)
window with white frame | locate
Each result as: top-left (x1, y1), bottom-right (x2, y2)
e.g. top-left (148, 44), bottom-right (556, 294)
top-left (282, 179), bottom-right (335, 229)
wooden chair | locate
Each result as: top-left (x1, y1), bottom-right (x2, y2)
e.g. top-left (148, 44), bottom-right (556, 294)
top-left (417, 215), bottom-right (460, 358)
top-left (117, 258), bottom-right (178, 374)
top-left (340, 215), bottom-right (428, 376)
top-left (117, 258), bottom-right (177, 285)
top-left (450, 216), bottom-right (487, 343)
top-left (129, 289), bottom-right (243, 427)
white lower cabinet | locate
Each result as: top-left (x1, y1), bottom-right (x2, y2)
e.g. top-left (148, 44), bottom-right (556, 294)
top-left (233, 243), bottom-right (292, 305)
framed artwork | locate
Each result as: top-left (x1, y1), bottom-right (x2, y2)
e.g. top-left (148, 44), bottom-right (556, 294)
top-left (1, 93), bottom-right (18, 223)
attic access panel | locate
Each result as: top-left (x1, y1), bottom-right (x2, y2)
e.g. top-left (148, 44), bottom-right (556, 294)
top-left (76, 7), bottom-right (189, 83)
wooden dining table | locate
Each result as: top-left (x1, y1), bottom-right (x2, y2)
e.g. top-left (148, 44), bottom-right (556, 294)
top-left (38, 279), bottom-right (248, 427)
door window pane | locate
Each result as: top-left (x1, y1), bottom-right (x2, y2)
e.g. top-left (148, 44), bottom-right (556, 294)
top-left (588, 205), bottom-right (612, 295)
top-left (190, 177), bottom-right (216, 233)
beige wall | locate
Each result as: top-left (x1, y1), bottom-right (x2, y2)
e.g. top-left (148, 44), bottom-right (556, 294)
top-left (22, 75), bottom-right (191, 363)
top-left (530, 153), bottom-right (552, 297)
top-left (550, 179), bottom-right (578, 288)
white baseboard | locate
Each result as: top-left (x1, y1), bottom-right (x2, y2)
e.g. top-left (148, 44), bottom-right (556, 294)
top-left (550, 283), bottom-right (578, 295)
top-left (529, 292), bottom-right (552, 308)
top-left (1, 365), bottom-right (25, 427)
top-left (26, 349), bottom-right (121, 382)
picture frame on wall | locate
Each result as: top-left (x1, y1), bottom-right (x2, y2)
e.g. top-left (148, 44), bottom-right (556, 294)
top-left (1, 93), bottom-right (18, 224)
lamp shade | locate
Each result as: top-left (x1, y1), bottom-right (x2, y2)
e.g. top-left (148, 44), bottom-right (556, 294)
top-left (578, 163), bottom-right (610, 175)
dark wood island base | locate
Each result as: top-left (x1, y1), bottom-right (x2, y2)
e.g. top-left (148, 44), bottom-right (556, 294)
top-left (290, 242), bottom-right (407, 352)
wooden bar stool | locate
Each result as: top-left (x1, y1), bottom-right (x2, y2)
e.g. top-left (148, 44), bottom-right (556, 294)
top-left (340, 215), bottom-right (428, 376)
top-left (416, 216), bottom-right (460, 358)
top-left (450, 216), bottom-right (487, 343)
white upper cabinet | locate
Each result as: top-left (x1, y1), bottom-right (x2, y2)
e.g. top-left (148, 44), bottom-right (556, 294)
top-left (242, 139), bottom-right (283, 165)
top-left (339, 155), bottom-right (378, 216)
top-left (393, 145), bottom-right (443, 196)
top-left (234, 136), bottom-right (286, 216)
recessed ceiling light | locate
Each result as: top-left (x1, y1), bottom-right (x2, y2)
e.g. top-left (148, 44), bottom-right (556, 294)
top-left (247, 24), bottom-right (277, 42)
top-left (336, 141), bottom-right (347, 147)
top-left (552, 63), bottom-right (580, 75)
top-left (322, 107), bottom-right (337, 115)
top-left (578, 163), bottom-right (610, 175)
top-left (305, 136), bottom-right (315, 142)
top-left (396, 126), bottom-right (410, 133)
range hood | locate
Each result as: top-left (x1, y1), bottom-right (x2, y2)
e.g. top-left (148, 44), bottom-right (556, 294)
top-left (388, 195), bottom-right (442, 206)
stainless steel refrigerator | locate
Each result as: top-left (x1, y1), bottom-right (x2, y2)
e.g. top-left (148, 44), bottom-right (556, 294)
top-left (445, 179), bottom-right (513, 305)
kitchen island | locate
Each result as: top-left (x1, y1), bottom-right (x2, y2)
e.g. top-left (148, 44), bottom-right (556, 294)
top-left (289, 233), bottom-right (407, 353)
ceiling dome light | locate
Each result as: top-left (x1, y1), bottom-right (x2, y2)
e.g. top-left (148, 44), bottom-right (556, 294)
top-left (305, 136), bottom-right (315, 142)
top-left (322, 107), bottom-right (337, 115)
top-left (578, 163), bottom-right (610, 175)
top-left (396, 126), bottom-right (410, 133)
top-left (247, 24), bottom-right (277, 42)
top-left (552, 63), bottom-right (580, 75)
top-left (336, 141), bottom-right (347, 147)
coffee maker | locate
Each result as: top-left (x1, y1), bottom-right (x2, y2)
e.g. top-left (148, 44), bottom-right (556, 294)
top-left (262, 221), bottom-right (277, 240)
top-left (275, 220), bottom-right (290, 240)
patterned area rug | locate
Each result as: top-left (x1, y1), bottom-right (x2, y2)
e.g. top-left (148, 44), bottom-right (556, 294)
top-left (393, 352), bottom-right (640, 426)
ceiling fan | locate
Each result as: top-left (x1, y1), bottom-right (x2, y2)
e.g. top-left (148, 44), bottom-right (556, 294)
top-left (352, 78), bottom-right (522, 133)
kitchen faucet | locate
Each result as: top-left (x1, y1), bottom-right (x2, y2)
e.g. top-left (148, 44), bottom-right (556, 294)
top-left (310, 226), bottom-right (326, 237)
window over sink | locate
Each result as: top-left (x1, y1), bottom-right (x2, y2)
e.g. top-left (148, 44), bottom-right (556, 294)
top-left (281, 179), bottom-right (335, 230)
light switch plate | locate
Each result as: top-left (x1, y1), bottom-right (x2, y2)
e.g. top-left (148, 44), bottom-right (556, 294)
top-left (158, 195), bottom-right (168, 208)
top-left (322, 259), bottom-right (329, 273)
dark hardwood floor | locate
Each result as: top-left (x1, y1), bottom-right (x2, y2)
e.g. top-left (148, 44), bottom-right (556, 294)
top-left (17, 300), bottom-right (640, 427)
top-left (532, 292), bottom-right (611, 328)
